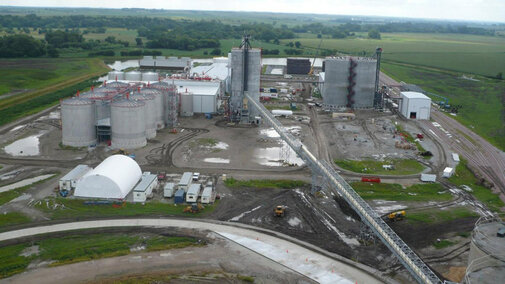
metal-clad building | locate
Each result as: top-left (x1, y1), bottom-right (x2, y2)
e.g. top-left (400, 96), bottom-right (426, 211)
top-left (133, 172), bottom-right (158, 203)
top-left (130, 92), bottom-right (156, 139)
top-left (353, 58), bottom-right (376, 108)
top-left (287, 58), bottom-right (311, 74)
top-left (322, 57), bottom-right (349, 107)
top-left (180, 92), bottom-right (194, 117)
top-left (230, 47), bottom-right (261, 120)
top-left (61, 97), bottom-right (97, 147)
top-left (59, 164), bottom-right (92, 191)
top-left (110, 99), bottom-right (147, 149)
top-left (400, 92), bottom-right (431, 120)
top-left (170, 79), bottom-right (220, 114)
top-left (140, 56), bottom-right (191, 70)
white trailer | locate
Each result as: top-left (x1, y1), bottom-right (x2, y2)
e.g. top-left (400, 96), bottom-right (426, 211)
top-left (133, 173), bottom-right (158, 203)
top-left (420, 174), bottom-right (437, 182)
top-left (164, 182), bottom-right (175, 198)
top-left (178, 172), bottom-right (193, 192)
top-left (201, 186), bottom-right (214, 204)
top-left (186, 183), bottom-right (201, 203)
top-left (443, 167), bottom-right (455, 178)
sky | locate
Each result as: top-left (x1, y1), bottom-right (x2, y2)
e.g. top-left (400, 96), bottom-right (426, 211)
top-left (3, 0), bottom-right (505, 23)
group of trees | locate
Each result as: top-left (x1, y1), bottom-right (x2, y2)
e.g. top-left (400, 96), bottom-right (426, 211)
top-left (0, 34), bottom-right (46, 57)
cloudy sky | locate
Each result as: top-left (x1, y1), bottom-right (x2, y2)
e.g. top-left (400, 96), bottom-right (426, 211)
top-left (3, 0), bottom-right (505, 22)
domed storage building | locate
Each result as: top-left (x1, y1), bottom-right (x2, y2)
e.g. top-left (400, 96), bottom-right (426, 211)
top-left (74, 155), bottom-right (142, 199)
top-left (130, 91), bottom-right (157, 139)
top-left (110, 98), bottom-right (146, 149)
top-left (61, 97), bottom-right (96, 147)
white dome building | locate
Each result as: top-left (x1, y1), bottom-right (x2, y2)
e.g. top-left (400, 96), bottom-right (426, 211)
top-left (74, 155), bottom-right (142, 199)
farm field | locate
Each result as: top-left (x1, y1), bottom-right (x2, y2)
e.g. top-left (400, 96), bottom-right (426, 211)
top-left (294, 33), bottom-right (505, 77)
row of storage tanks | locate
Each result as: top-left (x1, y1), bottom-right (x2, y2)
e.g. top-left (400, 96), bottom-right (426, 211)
top-left (61, 79), bottom-right (179, 149)
top-left (108, 70), bottom-right (159, 82)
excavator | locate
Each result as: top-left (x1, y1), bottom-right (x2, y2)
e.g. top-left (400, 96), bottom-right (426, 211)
top-left (388, 210), bottom-right (406, 222)
top-left (274, 205), bottom-right (287, 217)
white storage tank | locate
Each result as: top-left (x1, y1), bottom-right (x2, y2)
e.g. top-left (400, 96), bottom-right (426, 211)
top-left (142, 72), bottom-right (159, 82)
top-left (124, 71), bottom-right (142, 81)
top-left (61, 97), bottom-right (97, 147)
top-left (80, 89), bottom-right (117, 121)
top-left (140, 88), bottom-right (164, 129)
top-left (104, 81), bottom-right (129, 89)
top-left (108, 71), bottom-right (124, 81)
top-left (180, 91), bottom-right (193, 116)
top-left (130, 91), bottom-right (157, 139)
top-left (110, 99), bottom-right (146, 149)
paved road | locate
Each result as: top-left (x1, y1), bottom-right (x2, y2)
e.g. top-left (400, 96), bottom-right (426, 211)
top-left (0, 219), bottom-right (384, 284)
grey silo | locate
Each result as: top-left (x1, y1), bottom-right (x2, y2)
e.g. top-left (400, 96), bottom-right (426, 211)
top-left (104, 81), bottom-right (129, 89)
top-left (108, 71), bottom-right (124, 81)
top-left (124, 71), bottom-right (142, 81)
top-left (180, 91), bottom-right (194, 117)
top-left (80, 89), bottom-right (117, 121)
top-left (353, 58), bottom-right (376, 108)
top-left (322, 57), bottom-right (349, 107)
top-left (61, 97), bottom-right (97, 147)
top-left (139, 88), bottom-right (164, 129)
top-left (111, 99), bottom-right (146, 149)
top-left (130, 91), bottom-right (157, 139)
top-left (230, 48), bottom-right (261, 120)
top-left (142, 72), bottom-right (159, 81)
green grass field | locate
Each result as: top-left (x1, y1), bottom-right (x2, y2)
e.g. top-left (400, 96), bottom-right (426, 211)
top-left (382, 62), bottom-right (505, 151)
top-left (448, 159), bottom-right (504, 212)
top-left (36, 198), bottom-right (217, 219)
top-left (0, 174), bottom-right (56, 206)
top-left (0, 233), bottom-right (201, 278)
top-left (0, 212), bottom-right (31, 229)
top-left (407, 207), bottom-right (478, 224)
top-left (224, 177), bottom-right (308, 189)
top-left (351, 182), bottom-right (452, 202)
top-left (335, 159), bottom-right (425, 175)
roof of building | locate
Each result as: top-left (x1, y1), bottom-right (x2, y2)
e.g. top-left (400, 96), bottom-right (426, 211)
top-left (187, 184), bottom-right (201, 194)
top-left (133, 173), bottom-right (157, 192)
top-left (164, 182), bottom-right (175, 190)
top-left (179, 172), bottom-right (193, 185)
top-left (74, 155), bottom-right (142, 199)
top-left (174, 188), bottom-right (185, 197)
top-left (202, 186), bottom-right (212, 196)
top-left (401, 91), bottom-right (431, 100)
top-left (165, 79), bottom-right (220, 96)
top-left (60, 165), bottom-right (92, 181)
top-left (190, 60), bottom-right (229, 81)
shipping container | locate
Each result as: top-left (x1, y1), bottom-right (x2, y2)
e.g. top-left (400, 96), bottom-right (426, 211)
top-left (361, 177), bottom-right (381, 183)
top-left (174, 189), bottom-right (185, 204)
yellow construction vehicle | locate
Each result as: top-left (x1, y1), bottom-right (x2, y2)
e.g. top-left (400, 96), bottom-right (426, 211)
top-left (274, 205), bottom-right (287, 217)
top-left (388, 210), bottom-right (406, 221)
top-left (184, 203), bottom-right (204, 214)
top-left (114, 148), bottom-right (128, 155)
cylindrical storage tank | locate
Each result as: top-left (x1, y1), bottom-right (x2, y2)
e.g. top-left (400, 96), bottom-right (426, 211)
top-left (139, 88), bottom-right (164, 129)
top-left (61, 97), bottom-right (96, 147)
top-left (104, 81), bottom-right (129, 89)
top-left (142, 72), bottom-right (159, 82)
top-left (130, 92), bottom-right (156, 139)
top-left (80, 90), bottom-right (116, 121)
top-left (124, 71), bottom-right (142, 81)
top-left (111, 99), bottom-right (146, 149)
top-left (180, 92), bottom-right (193, 117)
top-left (108, 71), bottom-right (124, 81)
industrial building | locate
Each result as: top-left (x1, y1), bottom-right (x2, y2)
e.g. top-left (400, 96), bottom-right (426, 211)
top-left (58, 165), bottom-right (92, 192)
top-left (229, 36), bottom-right (261, 122)
top-left (140, 56), bottom-right (191, 70)
top-left (133, 172), bottom-right (158, 203)
top-left (322, 56), bottom-right (377, 109)
top-left (172, 79), bottom-right (221, 114)
top-left (400, 92), bottom-right (431, 120)
top-left (286, 58), bottom-right (311, 74)
top-left (74, 155), bottom-right (142, 199)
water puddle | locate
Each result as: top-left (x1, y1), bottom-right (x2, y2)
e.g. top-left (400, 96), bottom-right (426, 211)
top-left (0, 174), bottom-right (55, 193)
top-left (4, 133), bottom-right (45, 156)
top-left (254, 142), bottom-right (304, 167)
top-left (9, 125), bottom-right (26, 132)
top-left (204, 158), bottom-right (230, 164)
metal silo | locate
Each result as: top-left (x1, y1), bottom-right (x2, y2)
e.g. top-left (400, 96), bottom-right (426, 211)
top-left (322, 57), bottom-right (349, 108)
top-left (139, 88), bottom-right (164, 129)
top-left (124, 71), bottom-right (142, 81)
top-left (61, 97), bottom-right (96, 147)
top-left (142, 72), bottom-right (159, 82)
top-left (80, 88), bottom-right (117, 121)
top-left (108, 71), bottom-right (124, 81)
top-left (180, 91), bottom-right (193, 117)
top-left (111, 99), bottom-right (146, 149)
top-left (104, 81), bottom-right (129, 90)
top-left (130, 91), bottom-right (156, 139)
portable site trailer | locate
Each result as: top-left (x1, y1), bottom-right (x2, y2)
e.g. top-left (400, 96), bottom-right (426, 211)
top-left (420, 174), bottom-right (437, 182)
top-left (174, 189), bottom-right (185, 204)
top-left (164, 182), bottom-right (175, 198)
top-left (178, 172), bottom-right (193, 191)
top-left (443, 167), bottom-right (455, 178)
top-left (59, 165), bottom-right (92, 192)
top-left (201, 186), bottom-right (213, 204)
top-left (186, 184), bottom-right (201, 203)
top-left (133, 173), bottom-right (158, 203)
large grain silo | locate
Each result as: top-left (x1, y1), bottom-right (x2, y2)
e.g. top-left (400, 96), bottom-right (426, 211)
top-left (130, 91), bottom-right (156, 139)
top-left (80, 89), bottom-right (117, 121)
top-left (465, 216), bottom-right (505, 284)
top-left (180, 91), bottom-right (193, 117)
top-left (140, 88), bottom-right (164, 129)
top-left (110, 99), bottom-right (146, 149)
top-left (61, 97), bottom-right (97, 147)
top-left (230, 46), bottom-right (261, 121)
top-left (108, 71), bottom-right (124, 81)
top-left (124, 71), bottom-right (142, 81)
top-left (142, 72), bottom-right (159, 82)
top-left (353, 57), bottom-right (376, 108)
top-left (322, 57), bottom-right (350, 108)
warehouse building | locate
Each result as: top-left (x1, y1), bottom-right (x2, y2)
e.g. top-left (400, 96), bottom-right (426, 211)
top-left (74, 155), bottom-right (142, 199)
top-left (140, 56), bottom-right (191, 70)
top-left (59, 165), bottom-right (92, 192)
top-left (133, 172), bottom-right (158, 203)
top-left (286, 58), bottom-right (311, 74)
top-left (400, 92), bottom-right (431, 120)
top-left (171, 79), bottom-right (221, 114)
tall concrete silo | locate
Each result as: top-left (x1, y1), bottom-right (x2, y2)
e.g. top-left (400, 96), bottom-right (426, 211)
top-left (130, 91), bottom-right (156, 139)
top-left (124, 71), bottom-right (142, 81)
top-left (322, 57), bottom-right (349, 108)
top-left (465, 216), bottom-right (505, 284)
top-left (80, 89), bottom-right (117, 121)
top-left (61, 97), bottom-right (96, 147)
top-left (110, 99), bottom-right (146, 149)
top-left (140, 88), bottom-right (164, 129)
top-left (353, 57), bottom-right (376, 108)
top-left (108, 71), bottom-right (124, 81)
top-left (180, 91), bottom-right (193, 117)
top-left (142, 72), bottom-right (159, 82)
